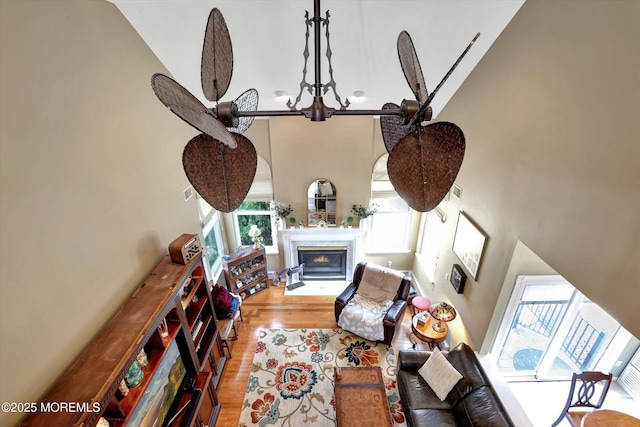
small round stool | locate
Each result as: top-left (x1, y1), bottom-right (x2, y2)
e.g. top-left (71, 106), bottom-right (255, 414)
top-left (412, 296), bottom-right (431, 316)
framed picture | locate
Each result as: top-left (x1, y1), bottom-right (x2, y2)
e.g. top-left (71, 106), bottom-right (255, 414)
top-left (450, 264), bottom-right (467, 294)
top-left (452, 212), bottom-right (487, 280)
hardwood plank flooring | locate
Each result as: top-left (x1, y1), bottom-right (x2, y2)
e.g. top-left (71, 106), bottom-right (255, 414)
top-left (214, 284), bottom-right (418, 426)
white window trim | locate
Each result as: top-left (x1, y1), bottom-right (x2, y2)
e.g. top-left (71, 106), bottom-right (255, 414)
top-left (232, 207), bottom-right (279, 255)
top-left (202, 211), bottom-right (224, 281)
top-left (365, 201), bottom-right (413, 254)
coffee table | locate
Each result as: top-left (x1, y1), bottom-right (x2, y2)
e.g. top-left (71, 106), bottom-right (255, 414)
top-left (334, 366), bottom-right (392, 427)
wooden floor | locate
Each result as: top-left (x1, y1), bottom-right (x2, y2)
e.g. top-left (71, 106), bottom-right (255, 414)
top-left (215, 284), bottom-right (417, 426)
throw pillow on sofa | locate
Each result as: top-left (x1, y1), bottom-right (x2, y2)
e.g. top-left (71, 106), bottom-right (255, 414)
top-left (418, 347), bottom-right (463, 400)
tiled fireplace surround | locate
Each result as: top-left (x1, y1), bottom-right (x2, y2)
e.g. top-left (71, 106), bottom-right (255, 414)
top-left (280, 228), bottom-right (366, 280)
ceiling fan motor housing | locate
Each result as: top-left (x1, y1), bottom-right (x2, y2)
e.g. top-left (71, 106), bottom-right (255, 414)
top-left (216, 101), bottom-right (238, 128)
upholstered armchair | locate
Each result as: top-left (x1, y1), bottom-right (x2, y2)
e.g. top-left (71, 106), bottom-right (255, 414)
top-left (335, 262), bottom-right (411, 346)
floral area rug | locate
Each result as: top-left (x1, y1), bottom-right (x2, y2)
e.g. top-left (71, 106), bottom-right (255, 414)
top-left (238, 328), bottom-right (406, 427)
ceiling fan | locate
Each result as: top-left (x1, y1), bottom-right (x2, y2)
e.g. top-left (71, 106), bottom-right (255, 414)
top-left (385, 30), bottom-right (479, 212)
top-left (151, 8), bottom-right (258, 213)
top-left (150, 0), bottom-right (479, 213)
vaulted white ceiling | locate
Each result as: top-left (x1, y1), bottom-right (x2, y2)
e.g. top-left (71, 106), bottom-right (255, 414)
top-left (109, 0), bottom-right (524, 120)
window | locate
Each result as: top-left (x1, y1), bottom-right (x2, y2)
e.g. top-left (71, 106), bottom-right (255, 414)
top-left (366, 154), bottom-right (412, 253)
top-left (234, 201), bottom-right (275, 249)
top-left (231, 156), bottom-right (277, 252)
top-left (367, 197), bottom-right (412, 251)
top-left (491, 274), bottom-right (633, 380)
top-left (202, 211), bottom-right (224, 278)
top-left (196, 194), bottom-right (225, 278)
top-left (417, 210), bottom-right (446, 283)
top-left (416, 192), bottom-right (449, 282)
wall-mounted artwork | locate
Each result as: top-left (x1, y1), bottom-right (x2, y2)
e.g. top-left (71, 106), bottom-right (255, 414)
top-left (450, 264), bottom-right (467, 294)
top-left (452, 212), bottom-right (487, 280)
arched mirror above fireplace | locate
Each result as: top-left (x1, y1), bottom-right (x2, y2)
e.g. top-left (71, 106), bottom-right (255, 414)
top-left (307, 179), bottom-right (337, 226)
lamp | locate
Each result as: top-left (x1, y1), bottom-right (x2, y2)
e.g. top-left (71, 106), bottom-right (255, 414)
top-left (429, 302), bottom-right (457, 333)
top-left (248, 225), bottom-right (262, 249)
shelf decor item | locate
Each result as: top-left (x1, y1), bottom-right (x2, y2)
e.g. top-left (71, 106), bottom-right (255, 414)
top-left (158, 318), bottom-right (169, 338)
top-left (248, 225), bottom-right (262, 249)
top-left (124, 360), bottom-right (144, 388)
top-left (168, 233), bottom-right (202, 265)
top-left (452, 211), bottom-right (487, 280)
top-left (136, 349), bottom-right (149, 368)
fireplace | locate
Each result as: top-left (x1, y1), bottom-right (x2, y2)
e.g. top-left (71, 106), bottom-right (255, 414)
top-left (280, 227), bottom-right (365, 280)
top-left (298, 246), bottom-right (347, 280)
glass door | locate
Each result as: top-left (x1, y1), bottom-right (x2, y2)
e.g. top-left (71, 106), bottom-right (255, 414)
top-left (492, 275), bottom-right (622, 380)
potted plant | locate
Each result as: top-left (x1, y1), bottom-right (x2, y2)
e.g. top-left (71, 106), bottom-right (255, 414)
top-left (351, 204), bottom-right (378, 228)
top-left (288, 217), bottom-right (296, 229)
top-left (346, 216), bottom-right (354, 228)
top-left (272, 202), bottom-right (293, 229)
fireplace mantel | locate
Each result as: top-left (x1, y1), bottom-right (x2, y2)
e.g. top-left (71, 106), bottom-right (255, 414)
top-left (279, 228), bottom-right (366, 279)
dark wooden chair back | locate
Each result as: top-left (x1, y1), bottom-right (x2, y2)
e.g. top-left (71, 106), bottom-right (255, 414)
top-left (551, 371), bottom-right (613, 427)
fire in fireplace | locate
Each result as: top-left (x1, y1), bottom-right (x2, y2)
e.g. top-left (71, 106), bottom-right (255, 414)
top-left (297, 246), bottom-right (347, 280)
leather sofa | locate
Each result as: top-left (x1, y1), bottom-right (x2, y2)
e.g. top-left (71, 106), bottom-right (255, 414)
top-left (397, 343), bottom-right (515, 427)
top-left (334, 261), bottom-right (411, 345)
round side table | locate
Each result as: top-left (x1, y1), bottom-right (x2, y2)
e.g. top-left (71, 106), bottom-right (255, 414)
top-left (581, 409), bottom-right (640, 427)
top-left (411, 311), bottom-right (447, 349)
top-left (412, 296), bottom-right (431, 316)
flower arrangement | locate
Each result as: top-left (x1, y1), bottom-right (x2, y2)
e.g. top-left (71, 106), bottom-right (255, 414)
top-left (351, 204), bottom-right (379, 219)
top-left (272, 202), bottom-right (294, 220)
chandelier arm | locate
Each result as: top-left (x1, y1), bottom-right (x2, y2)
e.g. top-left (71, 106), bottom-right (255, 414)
top-left (235, 108), bottom-right (403, 118)
top-left (408, 32), bottom-right (480, 127)
top-left (287, 11), bottom-right (314, 111)
top-left (322, 10), bottom-right (349, 110)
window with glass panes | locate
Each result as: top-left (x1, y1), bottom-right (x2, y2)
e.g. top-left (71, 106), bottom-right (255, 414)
top-left (233, 156), bottom-right (276, 251)
top-left (367, 153), bottom-right (412, 252)
top-left (202, 212), bottom-right (224, 275)
top-left (235, 201), bottom-right (275, 247)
